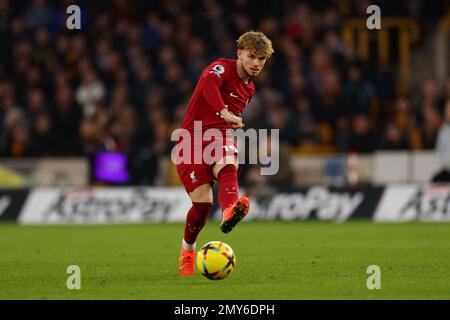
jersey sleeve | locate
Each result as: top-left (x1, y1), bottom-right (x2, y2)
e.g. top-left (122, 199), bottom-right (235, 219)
top-left (200, 62), bottom-right (229, 113)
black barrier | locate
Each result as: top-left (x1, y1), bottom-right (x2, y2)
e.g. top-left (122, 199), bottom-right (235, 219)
top-left (0, 189), bottom-right (29, 221)
top-left (212, 186), bottom-right (385, 222)
top-left (4, 185), bottom-right (450, 223)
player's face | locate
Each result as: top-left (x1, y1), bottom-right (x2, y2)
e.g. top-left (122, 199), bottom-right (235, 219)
top-left (238, 50), bottom-right (267, 77)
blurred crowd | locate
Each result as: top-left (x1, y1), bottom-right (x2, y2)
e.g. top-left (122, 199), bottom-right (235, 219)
top-left (0, 0), bottom-right (449, 185)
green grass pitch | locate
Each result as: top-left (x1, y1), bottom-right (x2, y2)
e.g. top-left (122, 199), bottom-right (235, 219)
top-left (0, 221), bottom-right (449, 300)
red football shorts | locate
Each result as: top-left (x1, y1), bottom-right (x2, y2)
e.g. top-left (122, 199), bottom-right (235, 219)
top-left (175, 130), bottom-right (238, 193)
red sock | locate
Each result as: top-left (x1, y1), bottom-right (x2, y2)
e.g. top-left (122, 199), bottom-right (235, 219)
top-left (217, 164), bottom-right (239, 212)
top-left (184, 202), bottom-right (212, 245)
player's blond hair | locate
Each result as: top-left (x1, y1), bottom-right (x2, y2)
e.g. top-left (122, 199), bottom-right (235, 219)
top-left (236, 31), bottom-right (274, 58)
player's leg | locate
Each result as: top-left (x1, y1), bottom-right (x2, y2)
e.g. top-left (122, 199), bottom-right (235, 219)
top-left (184, 183), bottom-right (213, 248)
top-left (178, 183), bottom-right (213, 276)
top-left (212, 156), bottom-right (239, 210)
top-left (212, 155), bottom-right (250, 234)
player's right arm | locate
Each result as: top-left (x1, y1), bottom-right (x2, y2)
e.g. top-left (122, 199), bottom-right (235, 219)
top-left (201, 62), bottom-right (244, 128)
top-left (218, 108), bottom-right (244, 128)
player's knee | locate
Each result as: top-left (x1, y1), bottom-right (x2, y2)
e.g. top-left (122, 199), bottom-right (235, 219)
top-left (213, 157), bottom-right (238, 178)
top-left (191, 195), bottom-right (213, 204)
top-left (221, 155), bottom-right (238, 167)
top-left (189, 184), bottom-right (213, 203)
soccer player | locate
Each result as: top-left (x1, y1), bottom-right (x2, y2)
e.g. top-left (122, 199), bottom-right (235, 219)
top-left (176, 31), bottom-right (274, 275)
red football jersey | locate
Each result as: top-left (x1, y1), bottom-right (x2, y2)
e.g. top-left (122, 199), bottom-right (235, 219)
top-left (180, 58), bottom-right (255, 132)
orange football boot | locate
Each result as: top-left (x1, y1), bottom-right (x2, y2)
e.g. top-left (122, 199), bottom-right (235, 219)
top-left (178, 246), bottom-right (195, 276)
top-left (220, 196), bottom-right (250, 234)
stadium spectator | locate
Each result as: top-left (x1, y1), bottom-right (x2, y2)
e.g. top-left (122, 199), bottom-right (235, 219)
top-left (32, 112), bottom-right (57, 156)
top-left (433, 100), bottom-right (450, 182)
top-left (23, 0), bottom-right (54, 30)
top-left (419, 103), bottom-right (441, 150)
top-left (392, 96), bottom-right (420, 149)
top-left (379, 122), bottom-right (411, 150)
top-left (53, 85), bottom-right (82, 155)
top-left (348, 114), bottom-right (377, 153)
top-left (75, 69), bottom-right (105, 118)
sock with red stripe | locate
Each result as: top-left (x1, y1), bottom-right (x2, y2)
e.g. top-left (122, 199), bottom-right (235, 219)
top-left (183, 202), bottom-right (213, 247)
top-left (217, 164), bottom-right (239, 212)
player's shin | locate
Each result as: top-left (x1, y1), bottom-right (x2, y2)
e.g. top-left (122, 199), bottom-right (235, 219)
top-left (183, 202), bottom-right (213, 247)
top-left (217, 164), bottom-right (239, 213)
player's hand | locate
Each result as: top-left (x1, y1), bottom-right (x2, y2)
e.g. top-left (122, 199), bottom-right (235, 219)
top-left (219, 108), bottom-right (245, 128)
